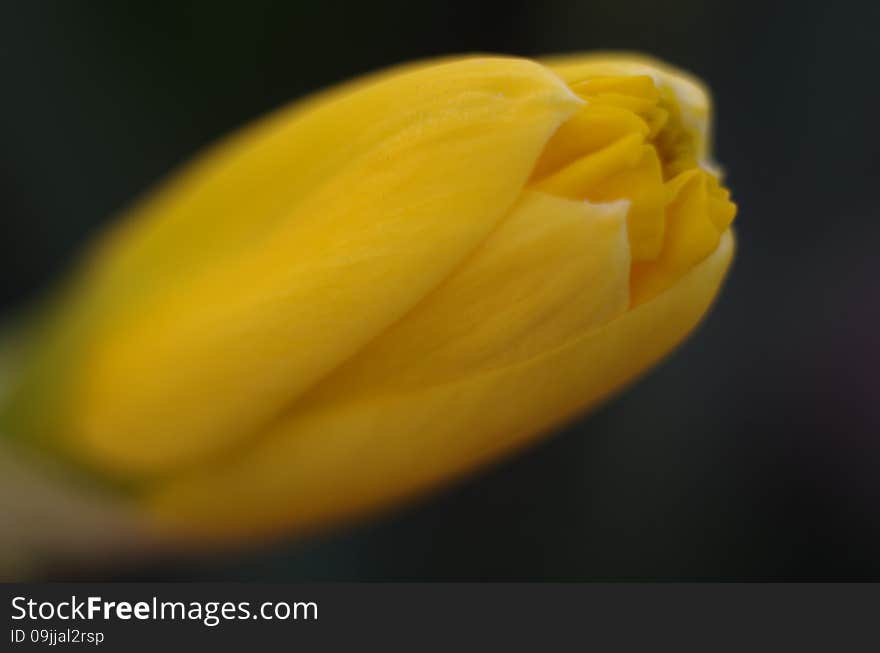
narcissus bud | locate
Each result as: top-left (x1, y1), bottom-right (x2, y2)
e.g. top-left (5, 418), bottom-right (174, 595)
top-left (0, 54), bottom-right (735, 540)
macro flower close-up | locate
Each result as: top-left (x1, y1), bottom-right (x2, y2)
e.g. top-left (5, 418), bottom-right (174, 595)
top-left (0, 53), bottom-right (736, 551)
top-left (2, 0), bottom-right (878, 594)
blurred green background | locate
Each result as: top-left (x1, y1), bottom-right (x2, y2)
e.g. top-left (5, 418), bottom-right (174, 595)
top-left (1, 0), bottom-right (878, 579)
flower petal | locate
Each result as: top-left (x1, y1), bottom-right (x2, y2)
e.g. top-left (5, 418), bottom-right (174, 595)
top-left (299, 189), bottom-right (631, 396)
top-left (540, 53), bottom-right (713, 167)
top-left (145, 231), bottom-right (733, 539)
top-left (8, 57), bottom-right (582, 474)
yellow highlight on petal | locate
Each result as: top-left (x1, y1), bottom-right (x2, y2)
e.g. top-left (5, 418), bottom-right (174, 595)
top-left (0, 53), bottom-right (737, 539)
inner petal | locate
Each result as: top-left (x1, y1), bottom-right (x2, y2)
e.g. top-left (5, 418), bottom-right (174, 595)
top-left (529, 73), bottom-right (736, 305)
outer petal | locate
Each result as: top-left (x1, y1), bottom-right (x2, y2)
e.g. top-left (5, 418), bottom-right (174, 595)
top-left (4, 57), bottom-right (581, 474)
top-left (144, 231), bottom-right (733, 539)
top-left (306, 189), bottom-right (631, 395)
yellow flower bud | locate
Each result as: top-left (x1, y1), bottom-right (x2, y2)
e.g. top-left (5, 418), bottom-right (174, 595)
top-left (0, 54), bottom-right (736, 540)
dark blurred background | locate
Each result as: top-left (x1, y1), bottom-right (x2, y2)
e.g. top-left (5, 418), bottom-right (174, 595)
top-left (1, 0), bottom-right (878, 579)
